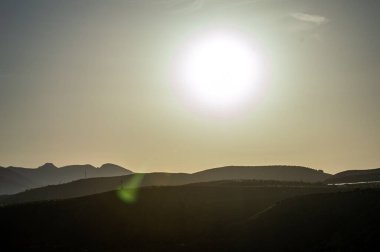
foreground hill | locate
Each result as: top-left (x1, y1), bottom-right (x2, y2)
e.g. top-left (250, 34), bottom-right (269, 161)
top-left (326, 167), bottom-right (380, 184)
top-left (1, 181), bottom-right (378, 251)
top-left (0, 163), bottom-right (132, 195)
top-left (231, 189), bottom-right (380, 251)
top-left (0, 165), bottom-right (330, 204)
top-left (0, 181), bottom-right (335, 251)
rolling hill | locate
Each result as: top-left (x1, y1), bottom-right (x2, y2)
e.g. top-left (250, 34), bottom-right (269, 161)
top-left (0, 165), bottom-right (331, 205)
top-left (1, 181), bottom-right (378, 251)
top-left (192, 165), bottom-right (329, 182)
top-left (326, 167), bottom-right (380, 184)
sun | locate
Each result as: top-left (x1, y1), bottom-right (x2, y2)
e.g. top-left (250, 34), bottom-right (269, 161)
top-left (179, 32), bottom-right (262, 110)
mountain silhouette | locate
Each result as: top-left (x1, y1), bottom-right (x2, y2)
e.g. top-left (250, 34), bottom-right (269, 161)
top-left (0, 163), bottom-right (132, 195)
top-left (192, 165), bottom-right (329, 182)
top-left (0, 165), bottom-right (330, 205)
top-left (326, 167), bottom-right (380, 184)
top-left (0, 167), bottom-right (41, 196)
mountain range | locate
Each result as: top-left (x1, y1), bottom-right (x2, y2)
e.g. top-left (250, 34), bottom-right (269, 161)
top-left (1, 164), bottom-right (380, 251)
top-left (3, 163), bottom-right (380, 206)
top-left (0, 163), bottom-right (132, 195)
top-left (0, 165), bottom-right (330, 204)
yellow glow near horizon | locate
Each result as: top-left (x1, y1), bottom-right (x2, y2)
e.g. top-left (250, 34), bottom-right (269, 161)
top-left (180, 32), bottom-right (262, 110)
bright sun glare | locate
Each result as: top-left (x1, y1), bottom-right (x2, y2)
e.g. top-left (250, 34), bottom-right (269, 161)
top-left (179, 32), bottom-right (262, 110)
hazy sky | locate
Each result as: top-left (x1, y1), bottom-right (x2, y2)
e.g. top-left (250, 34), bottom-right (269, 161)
top-left (1, 0), bottom-right (380, 173)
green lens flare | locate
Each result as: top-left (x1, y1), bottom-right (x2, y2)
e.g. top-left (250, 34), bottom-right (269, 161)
top-left (117, 173), bottom-right (145, 203)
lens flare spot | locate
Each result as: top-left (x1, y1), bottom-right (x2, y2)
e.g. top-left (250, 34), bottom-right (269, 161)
top-left (117, 174), bottom-right (145, 203)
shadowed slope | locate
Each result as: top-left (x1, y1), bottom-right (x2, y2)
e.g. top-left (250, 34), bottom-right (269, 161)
top-left (326, 167), bottom-right (380, 184)
top-left (193, 165), bottom-right (329, 182)
top-left (1, 166), bottom-right (330, 204)
top-left (231, 189), bottom-right (380, 251)
top-left (0, 181), bottom-right (335, 251)
top-left (1, 182), bottom-right (378, 251)
top-left (0, 167), bottom-right (42, 195)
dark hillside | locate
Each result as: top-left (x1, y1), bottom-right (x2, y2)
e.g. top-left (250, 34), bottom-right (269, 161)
top-left (230, 189), bottom-right (380, 251)
top-left (326, 168), bottom-right (380, 184)
top-left (0, 181), bottom-right (333, 251)
top-left (1, 165), bottom-right (330, 205)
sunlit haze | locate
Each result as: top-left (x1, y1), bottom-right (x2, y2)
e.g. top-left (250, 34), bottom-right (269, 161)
top-left (1, 0), bottom-right (380, 174)
top-left (178, 31), bottom-right (263, 111)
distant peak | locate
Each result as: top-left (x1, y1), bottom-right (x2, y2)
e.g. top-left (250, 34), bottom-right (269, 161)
top-left (38, 163), bottom-right (57, 169)
top-left (99, 163), bottom-right (133, 173)
top-left (100, 163), bottom-right (124, 169)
